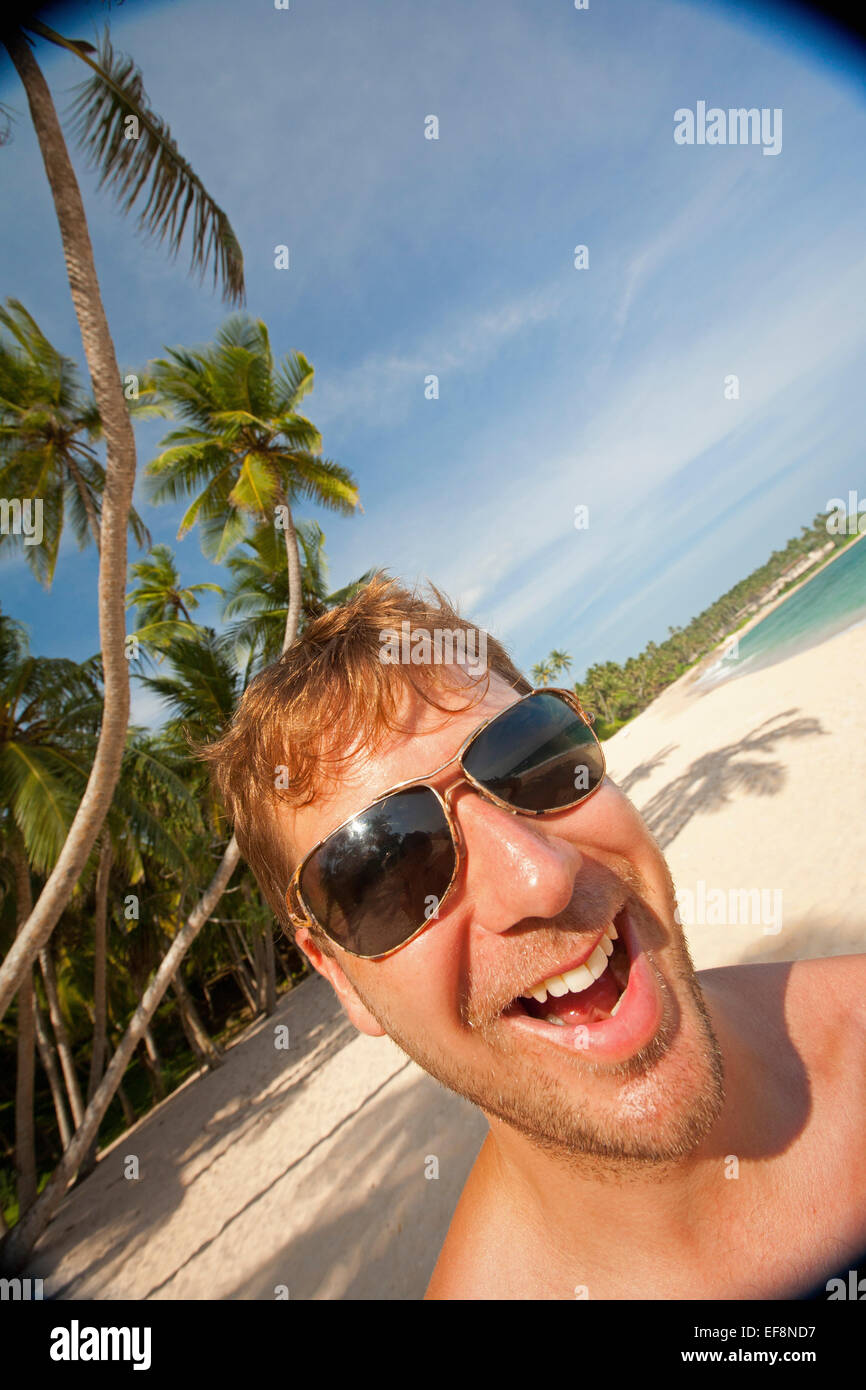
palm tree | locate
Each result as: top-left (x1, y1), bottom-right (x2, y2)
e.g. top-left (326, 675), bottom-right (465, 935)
top-left (9, 825), bottom-right (36, 1217)
top-left (146, 315), bottom-right (361, 648)
top-left (0, 300), bottom-right (151, 585)
top-left (223, 520), bottom-right (375, 667)
top-left (127, 545), bottom-right (223, 655)
top-left (0, 14), bottom-right (245, 1022)
top-left (581, 661), bottom-right (627, 726)
top-left (0, 613), bottom-right (98, 881)
top-left (531, 659), bottom-right (554, 686)
top-left (0, 612), bottom-right (100, 1217)
top-left (1, 349), bottom-right (361, 1265)
top-left (548, 650), bottom-right (572, 681)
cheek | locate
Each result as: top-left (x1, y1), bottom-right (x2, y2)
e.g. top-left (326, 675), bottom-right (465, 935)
top-left (582, 782), bottom-right (661, 865)
top-left (573, 783), bottom-right (677, 922)
top-left (359, 921), bottom-right (468, 1032)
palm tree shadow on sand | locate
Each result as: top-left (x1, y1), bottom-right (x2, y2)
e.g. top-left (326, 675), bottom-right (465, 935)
top-left (622, 711), bottom-right (827, 851)
top-left (618, 743), bottom-right (679, 797)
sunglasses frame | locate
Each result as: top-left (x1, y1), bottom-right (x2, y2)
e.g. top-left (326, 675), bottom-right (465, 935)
top-left (285, 687), bottom-right (606, 959)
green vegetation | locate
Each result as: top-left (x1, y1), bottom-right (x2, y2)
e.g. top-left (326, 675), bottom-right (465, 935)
top-left (533, 513), bottom-right (858, 735)
top-left (0, 306), bottom-right (365, 1243)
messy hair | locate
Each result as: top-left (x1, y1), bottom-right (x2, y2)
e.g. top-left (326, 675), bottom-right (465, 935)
top-left (199, 573), bottom-right (530, 942)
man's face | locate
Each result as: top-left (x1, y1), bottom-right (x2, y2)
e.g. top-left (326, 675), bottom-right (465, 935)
top-left (289, 673), bottom-right (724, 1166)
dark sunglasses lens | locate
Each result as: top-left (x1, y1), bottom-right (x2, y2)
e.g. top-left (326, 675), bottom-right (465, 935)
top-left (299, 785), bottom-right (456, 958)
top-left (462, 692), bottom-right (603, 812)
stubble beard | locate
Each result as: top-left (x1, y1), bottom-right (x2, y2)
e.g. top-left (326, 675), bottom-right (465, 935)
top-left (348, 896), bottom-right (726, 1174)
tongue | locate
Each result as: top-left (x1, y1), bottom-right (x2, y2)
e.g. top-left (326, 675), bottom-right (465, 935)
top-left (527, 971), bottom-right (621, 1025)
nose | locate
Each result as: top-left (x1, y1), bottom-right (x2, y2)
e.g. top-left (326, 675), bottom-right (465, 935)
top-left (443, 779), bottom-right (584, 934)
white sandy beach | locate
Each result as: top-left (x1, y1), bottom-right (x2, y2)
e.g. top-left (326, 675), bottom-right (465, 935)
top-left (25, 619), bottom-right (866, 1299)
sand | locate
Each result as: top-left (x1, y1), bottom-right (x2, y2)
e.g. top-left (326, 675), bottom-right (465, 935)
top-left (604, 620), bottom-right (866, 970)
top-left (25, 619), bottom-right (866, 1299)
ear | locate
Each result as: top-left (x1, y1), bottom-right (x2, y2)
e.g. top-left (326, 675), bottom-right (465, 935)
top-left (295, 926), bottom-right (386, 1038)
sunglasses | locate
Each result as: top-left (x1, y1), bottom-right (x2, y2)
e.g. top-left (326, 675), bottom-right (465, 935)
top-left (285, 688), bottom-right (606, 959)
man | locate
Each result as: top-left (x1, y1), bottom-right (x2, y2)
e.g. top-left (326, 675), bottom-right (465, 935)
top-left (203, 575), bottom-right (866, 1300)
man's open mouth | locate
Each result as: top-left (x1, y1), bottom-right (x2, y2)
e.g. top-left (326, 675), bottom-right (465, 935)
top-left (498, 904), bottom-right (663, 1061)
top-left (501, 909), bottom-right (631, 1027)
top-left (511, 917), bottom-right (630, 1026)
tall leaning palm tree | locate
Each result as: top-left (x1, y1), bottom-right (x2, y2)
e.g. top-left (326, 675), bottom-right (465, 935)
top-left (146, 315), bottom-right (361, 648)
top-left (0, 299), bottom-right (152, 585)
top-left (0, 13), bottom-right (244, 1022)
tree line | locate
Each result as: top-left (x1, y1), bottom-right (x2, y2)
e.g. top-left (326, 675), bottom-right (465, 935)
top-left (532, 513), bottom-right (854, 736)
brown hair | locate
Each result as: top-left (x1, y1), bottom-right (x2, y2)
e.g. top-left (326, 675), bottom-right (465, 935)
top-left (200, 572), bottom-right (530, 942)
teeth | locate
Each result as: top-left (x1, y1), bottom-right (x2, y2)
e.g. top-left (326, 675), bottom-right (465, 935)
top-left (521, 921), bottom-right (623, 1006)
top-left (561, 963), bottom-right (594, 992)
top-left (585, 944), bottom-right (608, 980)
top-left (610, 993), bottom-right (624, 1017)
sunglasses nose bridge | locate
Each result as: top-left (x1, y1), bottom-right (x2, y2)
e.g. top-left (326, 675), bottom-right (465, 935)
top-left (441, 771), bottom-right (468, 815)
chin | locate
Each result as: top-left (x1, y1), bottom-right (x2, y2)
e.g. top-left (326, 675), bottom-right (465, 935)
top-left (484, 970), bottom-right (726, 1167)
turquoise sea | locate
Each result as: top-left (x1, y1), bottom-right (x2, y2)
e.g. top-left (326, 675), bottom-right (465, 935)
top-left (700, 535), bottom-right (866, 686)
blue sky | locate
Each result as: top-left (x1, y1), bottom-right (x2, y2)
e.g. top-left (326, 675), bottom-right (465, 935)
top-left (1, 0), bottom-right (865, 725)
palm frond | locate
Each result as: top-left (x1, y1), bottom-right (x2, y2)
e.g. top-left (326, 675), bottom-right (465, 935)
top-left (47, 27), bottom-right (245, 304)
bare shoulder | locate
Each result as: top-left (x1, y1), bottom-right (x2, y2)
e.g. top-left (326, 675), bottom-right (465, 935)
top-left (700, 951), bottom-right (866, 1074)
top-left (701, 950), bottom-right (866, 1009)
top-left (424, 1166), bottom-right (493, 1301)
top-left (425, 1139), bottom-right (521, 1301)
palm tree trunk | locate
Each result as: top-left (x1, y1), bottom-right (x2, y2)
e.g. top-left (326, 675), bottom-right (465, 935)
top-left (79, 833), bottom-right (113, 1176)
top-left (0, 837), bottom-right (240, 1272)
top-left (116, 1080), bottom-right (135, 1129)
top-left (140, 1024), bottom-right (165, 1104)
top-left (223, 924), bottom-right (258, 1014)
top-left (233, 919), bottom-right (257, 976)
top-left (38, 945), bottom-right (85, 1129)
top-left (253, 929), bottom-right (267, 1013)
top-left (280, 494), bottom-right (304, 648)
top-left (264, 928), bottom-right (277, 1014)
top-left (275, 940), bottom-right (294, 986)
top-left (170, 969), bottom-right (223, 1069)
top-left (88, 834), bottom-right (112, 1103)
top-left (11, 839), bottom-right (37, 1216)
top-left (0, 31), bottom-right (136, 1023)
top-left (34, 995), bottom-right (73, 1151)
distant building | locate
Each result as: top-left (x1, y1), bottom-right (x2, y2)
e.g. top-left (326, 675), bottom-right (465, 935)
top-left (760, 542), bottom-right (834, 605)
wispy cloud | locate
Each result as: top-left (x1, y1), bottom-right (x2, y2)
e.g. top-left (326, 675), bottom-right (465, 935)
top-left (313, 285), bottom-right (562, 429)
